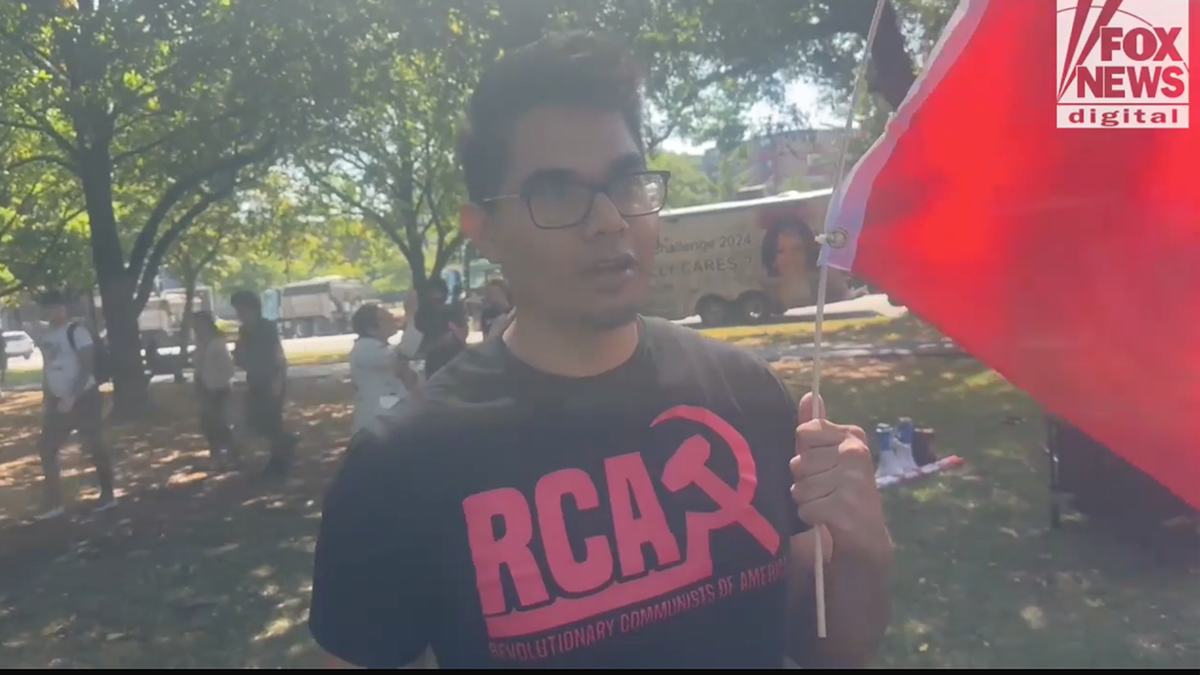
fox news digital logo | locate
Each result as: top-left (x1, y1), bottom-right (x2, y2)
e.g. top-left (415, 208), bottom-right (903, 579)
top-left (1056, 0), bottom-right (1190, 129)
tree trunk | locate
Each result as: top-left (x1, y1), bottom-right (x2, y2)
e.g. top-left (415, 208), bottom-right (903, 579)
top-left (404, 246), bottom-right (428, 291)
top-left (79, 148), bottom-right (148, 418)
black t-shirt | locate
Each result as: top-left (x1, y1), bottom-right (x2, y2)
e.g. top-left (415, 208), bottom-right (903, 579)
top-left (309, 317), bottom-right (810, 669)
top-left (234, 317), bottom-right (282, 386)
top-left (416, 302), bottom-right (467, 375)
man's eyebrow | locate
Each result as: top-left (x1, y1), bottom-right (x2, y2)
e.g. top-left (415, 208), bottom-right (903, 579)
top-left (519, 153), bottom-right (646, 187)
top-left (607, 153), bottom-right (646, 176)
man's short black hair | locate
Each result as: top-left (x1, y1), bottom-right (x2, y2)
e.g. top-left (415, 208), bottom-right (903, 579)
top-left (457, 31), bottom-right (646, 205)
top-left (230, 290), bottom-right (261, 313)
top-left (351, 303), bottom-right (382, 338)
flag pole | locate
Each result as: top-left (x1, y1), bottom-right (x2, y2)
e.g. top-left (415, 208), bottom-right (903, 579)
top-left (810, 0), bottom-right (890, 639)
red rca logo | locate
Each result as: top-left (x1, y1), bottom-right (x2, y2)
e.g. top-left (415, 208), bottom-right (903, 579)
top-left (1055, 0), bottom-right (1191, 129)
top-left (461, 406), bottom-right (781, 640)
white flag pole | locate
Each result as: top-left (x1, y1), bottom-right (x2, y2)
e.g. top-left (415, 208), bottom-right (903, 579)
top-left (810, 0), bottom-right (890, 639)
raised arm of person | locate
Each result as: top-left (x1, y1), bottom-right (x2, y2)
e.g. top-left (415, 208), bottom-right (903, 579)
top-left (309, 434), bottom-right (433, 669)
top-left (61, 325), bottom-right (96, 411)
top-left (486, 308), bottom-right (515, 340)
top-left (394, 357), bottom-right (422, 398)
top-left (446, 303), bottom-right (468, 343)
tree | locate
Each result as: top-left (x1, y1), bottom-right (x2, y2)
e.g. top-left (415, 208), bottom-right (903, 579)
top-left (163, 188), bottom-right (260, 356)
top-left (305, 5), bottom-right (488, 288)
top-left (647, 152), bottom-right (722, 209)
top-left (0, 126), bottom-right (91, 297)
top-left (0, 0), bottom-right (361, 414)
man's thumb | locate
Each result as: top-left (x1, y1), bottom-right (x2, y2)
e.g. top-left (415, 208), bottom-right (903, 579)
top-left (798, 392), bottom-right (826, 423)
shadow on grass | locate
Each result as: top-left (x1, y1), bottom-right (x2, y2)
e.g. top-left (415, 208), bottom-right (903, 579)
top-left (1, 360), bottom-right (1194, 668)
top-left (775, 358), bottom-right (1199, 669)
top-left (0, 379), bottom-right (358, 668)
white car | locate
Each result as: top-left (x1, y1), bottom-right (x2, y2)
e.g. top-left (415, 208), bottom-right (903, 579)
top-left (3, 330), bottom-right (35, 360)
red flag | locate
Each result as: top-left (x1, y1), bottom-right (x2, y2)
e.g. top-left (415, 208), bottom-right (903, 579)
top-left (823, 0), bottom-right (1200, 508)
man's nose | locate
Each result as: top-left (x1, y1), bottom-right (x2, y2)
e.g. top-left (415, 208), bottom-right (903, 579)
top-left (581, 193), bottom-right (630, 237)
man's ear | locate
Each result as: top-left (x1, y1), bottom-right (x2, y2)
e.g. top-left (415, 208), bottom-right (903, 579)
top-left (460, 202), bottom-right (498, 261)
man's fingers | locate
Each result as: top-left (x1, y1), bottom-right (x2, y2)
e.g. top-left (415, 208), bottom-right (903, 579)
top-left (796, 418), bottom-right (864, 451)
top-left (797, 392), bottom-right (825, 423)
top-left (790, 445), bottom-right (840, 477)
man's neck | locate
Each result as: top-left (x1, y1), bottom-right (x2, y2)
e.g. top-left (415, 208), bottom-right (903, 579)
top-left (503, 308), bottom-right (639, 378)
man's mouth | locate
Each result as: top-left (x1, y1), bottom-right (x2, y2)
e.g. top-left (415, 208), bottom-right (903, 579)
top-left (584, 254), bottom-right (638, 276)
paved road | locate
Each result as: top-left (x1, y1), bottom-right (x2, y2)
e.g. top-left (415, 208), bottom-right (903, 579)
top-left (4, 294), bottom-right (906, 374)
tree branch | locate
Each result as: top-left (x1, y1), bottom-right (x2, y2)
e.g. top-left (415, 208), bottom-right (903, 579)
top-left (8, 99), bottom-right (79, 159)
top-left (111, 102), bottom-right (264, 165)
top-left (0, 207), bottom-right (82, 296)
top-left (3, 153), bottom-right (74, 173)
top-left (645, 60), bottom-right (762, 151)
top-left (127, 139), bottom-right (277, 276)
top-left (0, 29), bottom-right (70, 82)
top-left (306, 168), bottom-right (411, 257)
top-left (134, 183), bottom-right (236, 311)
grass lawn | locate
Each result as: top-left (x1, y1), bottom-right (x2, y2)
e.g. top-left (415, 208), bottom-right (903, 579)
top-left (701, 313), bottom-right (945, 349)
top-left (0, 314), bottom-right (926, 391)
top-left (1, 357), bottom-right (1194, 668)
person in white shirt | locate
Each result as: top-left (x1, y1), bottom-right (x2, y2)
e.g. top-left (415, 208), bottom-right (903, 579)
top-left (348, 303), bottom-right (421, 438)
top-left (35, 290), bottom-right (115, 519)
top-left (192, 311), bottom-right (240, 470)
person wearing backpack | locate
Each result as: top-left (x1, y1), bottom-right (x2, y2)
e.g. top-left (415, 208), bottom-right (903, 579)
top-left (34, 290), bottom-right (116, 519)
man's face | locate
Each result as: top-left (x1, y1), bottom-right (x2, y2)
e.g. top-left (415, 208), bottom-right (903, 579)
top-left (234, 305), bottom-right (255, 324)
top-left (468, 107), bottom-right (658, 331)
top-left (42, 303), bottom-right (67, 325)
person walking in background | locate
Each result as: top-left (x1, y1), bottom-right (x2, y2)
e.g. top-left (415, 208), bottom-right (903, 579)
top-left (413, 277), bottom-right (467, 377)
top-left (231, 290), bottom-right (298, 478)
top-left (348, 303), bottom-right (421, 438)
top-left (479, 278), bottom-right (513, 339)
top-left (35, 290), bottom-right (116, 519)
top-left (191, 311), bottom-right (240, 471)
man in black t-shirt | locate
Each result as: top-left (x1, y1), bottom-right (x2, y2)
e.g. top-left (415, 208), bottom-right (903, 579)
top-left (231, 290), bottom-right (299, 477)
top-left (309, 32), bottom-right (893, 669)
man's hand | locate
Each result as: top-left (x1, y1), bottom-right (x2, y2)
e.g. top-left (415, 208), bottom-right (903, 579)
top-left (57, 395), bottom-right (75, 413)
top-left (489, 309), bottom-right (516, 339)
top-left (789, 392), bottom-right (888, 556)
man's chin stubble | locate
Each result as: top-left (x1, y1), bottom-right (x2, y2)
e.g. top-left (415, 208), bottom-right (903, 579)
top-left (580, 305), bottom-right (640, 332)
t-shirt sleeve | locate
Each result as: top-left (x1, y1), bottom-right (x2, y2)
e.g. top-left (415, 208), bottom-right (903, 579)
top-left (308, 434), bottom-right (432, 668)
top-left (765, 368), bottom-right (811, 537)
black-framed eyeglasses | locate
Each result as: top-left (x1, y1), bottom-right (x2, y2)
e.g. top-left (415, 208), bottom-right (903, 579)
top-left (482, 170), bottom-right (671, 230)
